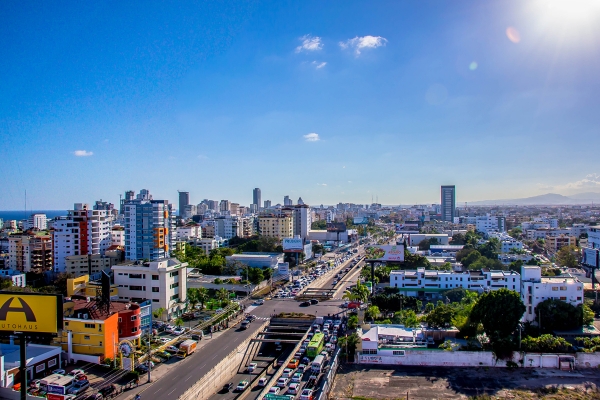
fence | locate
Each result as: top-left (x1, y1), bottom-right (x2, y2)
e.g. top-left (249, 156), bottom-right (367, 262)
top-left (317, 347), bottom-right (341, 400)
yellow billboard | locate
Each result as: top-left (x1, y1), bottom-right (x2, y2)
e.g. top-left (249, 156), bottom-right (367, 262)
top-left (0, 292), bottom-right (63, 334)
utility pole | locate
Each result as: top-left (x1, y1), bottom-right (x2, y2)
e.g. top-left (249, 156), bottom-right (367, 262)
top-left (147, 328), bottom-right (152, 383)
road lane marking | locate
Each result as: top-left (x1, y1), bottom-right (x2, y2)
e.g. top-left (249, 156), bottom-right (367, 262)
top-left (168, 389), bottom-right (176, 396)
top-left (185, 375), bottom-right (193, 381)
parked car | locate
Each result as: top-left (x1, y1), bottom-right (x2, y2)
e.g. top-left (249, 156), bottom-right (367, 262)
top-left (67, 380), bottom-right (90, 395)
top-left (165, 345), bottom-right (179, 353)
top-left (52, 369), bottom-right (66, 375)
top-left (173, 327), bottom-right (185, 336)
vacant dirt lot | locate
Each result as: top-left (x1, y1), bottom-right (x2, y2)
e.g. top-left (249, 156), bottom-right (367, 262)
top-left (330, 365), bottom-right (600, 399)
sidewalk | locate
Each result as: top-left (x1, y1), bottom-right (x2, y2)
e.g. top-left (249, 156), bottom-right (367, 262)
top-left (113, 312), bottom-right (248, 400)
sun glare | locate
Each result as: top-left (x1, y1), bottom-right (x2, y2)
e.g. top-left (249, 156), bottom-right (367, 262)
top-left (538, 0), bottom-right (600, 24)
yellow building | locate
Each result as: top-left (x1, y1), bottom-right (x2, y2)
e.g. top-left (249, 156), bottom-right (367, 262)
top-left (545, 235), bottom-right (577, 253)
top-left (67, 275), bottom-right (118, 298)
top-left (258, 214), bottom-right (294, 239)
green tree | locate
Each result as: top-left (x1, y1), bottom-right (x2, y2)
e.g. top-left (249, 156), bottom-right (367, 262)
top-left (197, 287), bottom-right (209, 310)
top-left (521, 334), bottom-right (573, 353)
top-left (425, 302), bottom-right (435, 313)
top-left (399, 309), bottom-right (420, 328)
top-left (555, 245), bottom-right (580, 268)
top-left (508, 228), bottom-right (523, 240)
top-left (338, 332), bottom-right (360, 359)
top-left (347, 315), bottom-right (359, 329)
top-left (470, 288), bottom-right (525, 340)
top-left (536, 299), bottom-right (592, 332)
top-left (152, 307), bottom-right (165, 321)
top-left (345, 282), bottom-right (370, 303)
top-left (460, 250), bottom-right (482, 268)
top-left (187, 288), bottom-right (200, 310)
top-left (424, 304), bottom-right (456, 328)
top-left (175, 317), bottom-right (184, 327)
top-left (366, 305), bottom-right (380, 320)
top-left (443, 288), bottom-right (467, 303)
top-left (478, 238), bottom-right (500, 260)
top-left (216, 288), bottom-right (230, 303)
top-left (451, 233), bottom-right (466, 245)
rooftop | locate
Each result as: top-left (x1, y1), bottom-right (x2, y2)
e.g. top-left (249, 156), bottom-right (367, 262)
top-left (66, 297), bottom-right (139, 321)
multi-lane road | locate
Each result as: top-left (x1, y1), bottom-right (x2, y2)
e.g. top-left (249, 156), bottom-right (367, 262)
top-left (114, 248), bottom-right (365, 400)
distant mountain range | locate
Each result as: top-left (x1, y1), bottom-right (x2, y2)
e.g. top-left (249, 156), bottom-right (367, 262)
top-left (468, 192), bottom-right (600, 206)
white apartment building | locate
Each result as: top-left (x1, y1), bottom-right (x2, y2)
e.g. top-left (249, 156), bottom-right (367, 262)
top-left (112, 258), bottom-right (188, 320)
top-left (53, 204), bottom-right (112, 273)
top-left (0, 270), bottom-right (26, 287)
top-left (24, 214), bottom-right (47, 231)
top-left (111, 226), bottom-right (125, 247)
top-left (475, 215), bottom-right (506, 235)
top-left (286, 205), bottom-right (312, 240)
top-left (176, 225), bottom-right (202, 240)
top-left (214, 217), bottom-right (242, 239)
top-left (520, 266), bottom-right (583, 323)
top-left (589, 226), bottom-right (600, 249)
top-left (390, 268), bottom-right (520, 298)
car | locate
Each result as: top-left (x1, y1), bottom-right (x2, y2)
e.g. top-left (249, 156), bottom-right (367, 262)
top-left (310, 299), bottom-right (319, 305)
top-left (83, 394), bottom-right (103, 400)
top-left (330, 336), bottom-right (338, 344)
top-left (300, 388), bottom-right (314, 400)
top-left (298, 364), bottom-right (307, 373)
top-left (276, 377), bottom-right (289, 387)
top-left (191, 334), bottom-right (202, 341)
top-left (164, 325), bottom-right (175, 333)
top-left (300, 301), bottom-right (311, 307)
top-left (282, 368), bottom-right (294, 378)
top-left (291, 372), bottom-right (302, 383)
top-left (248, 362), bottom-right (258, 372)
top-left (287, 358), bottom-right (300, 368)
top-left (288, 382), bottom-right (300, 394)
top-left (159, 337), bottom-right (171, 343)
top-left (67, 380), bottom-right (90, 395)
top-left (247, 314), bottom-right (257, 321)
top-left (173, 327), bottom-right (185, 335)
top-left (340, 301), bottom-right (349, 308)
top-left (67, 369), bottom-right (85, 377)
top-left (254, 299), bottom-right (265, 305)
top-left (222, 382), bottom-right (234, 392)
top-left (236, 380), bottom-right (249, 391)
top-left (52, 369), bottom-right (66, 375)
top-left (294, 351), bottom-right (303, 358)
top-left (156, 351), bottom-right (171, 360)
top-left (268, 387), bottom-right (281, 395)
top-left (165, 345), bottom-right (179, 353)
top-left (257, 377), bottom-right (268, 387)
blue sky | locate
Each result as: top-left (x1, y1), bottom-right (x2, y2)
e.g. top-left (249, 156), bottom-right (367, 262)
top-left (1, 0), bottom-right (600, 210)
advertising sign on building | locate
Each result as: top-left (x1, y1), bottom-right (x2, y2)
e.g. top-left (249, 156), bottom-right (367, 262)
top-left (326, 222), bottom-right (347, 232)
top-left (583, 248), bottom-right (600, 268)
top-left (364, 245), bottom-right (405, 262)
top-left (0, 292), bottom-right (62, 334)
top-left (47, 394), bottom-right (66, 400)
top-left (282, 238), bottom-right (304, 252)
top-left (277, 262), bottom-right (290, 276)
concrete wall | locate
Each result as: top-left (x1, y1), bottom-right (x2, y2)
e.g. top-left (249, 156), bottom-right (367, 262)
top-left (177, 320), bottom-right (270, 400)
top-left (357, 350), bottom-right (600, 369)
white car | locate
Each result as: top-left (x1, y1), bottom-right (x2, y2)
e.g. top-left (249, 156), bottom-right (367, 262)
top-left (269, 387), bottom-right (281, 395)
top-left (257, 377), bottom-right (268, 387)
top-left (300, 388), bottom-right (314, 400)
top-left (282, 368), bottom-right (294, 378)
top-left (248, 362), bottom-right (258, 372)
top-left (287, 383), bottom-right (300, 394)
top-left (255, 299), bottom-right (265, 305)
top-left (276, 377), bottom-right (289, 387)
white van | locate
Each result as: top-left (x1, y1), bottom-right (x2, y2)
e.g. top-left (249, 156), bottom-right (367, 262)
top-left (311, 355), bottom-right (325, 373)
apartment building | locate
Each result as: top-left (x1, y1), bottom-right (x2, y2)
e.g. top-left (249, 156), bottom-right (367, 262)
top-left (215, 216), bottom-right (242, 239)
top-left (53, 203), bottom-right (112, 273)
top-left (520, 266), bottom-right (583, 322)
top-left (475, 215), bottom-right (506, 235)
top-left (258, 214), bottom-right (294, 239)
top-left (285, 204), bottom-right (312, 240)
top-left (176, 225), bottom-right (202, 240)
top-left (111, 226), bottom-right (125, 246)
top-left (24, 214), bottom-right (47, 231)
top-left (0, 269), bottom-right (26, 287)
top-left (390, 268), bottom-right (520, 298)
top-left (545, 235), bottom-right (577, 253)
top-left (112, 258), bottom-right (188, 320)
top-left (123, 190), bottom-right (174, 261)
top-left (8, 233), bottom-right (53, 273)
top-left (64, 253), bottom-right (123, 278)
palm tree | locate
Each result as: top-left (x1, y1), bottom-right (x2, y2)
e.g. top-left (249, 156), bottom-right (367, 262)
top-left (152, 307), bottom-right (165, 321)
top-left (197, 287), bottom-right (209, 310)
top-left (175, 317), bottom-right (184, 327)
top-left (187, 288), bottom-right (200, 311)
top-left (349, 282), bottom-right (369, 303)
top-left (216, 288), bottom-right (230, 303)
top-left (342, 291), bottom-right (360, 302)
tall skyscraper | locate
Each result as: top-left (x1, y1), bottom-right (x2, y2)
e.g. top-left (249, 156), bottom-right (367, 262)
top-left (284, 195), bottom-right (292, 206)
top-left (253, 188), bottom-right (261, 210)
top-left (178, 191), bottom-right (190, 217)
top-left (441, 185), bottom-right (456, 222)
top-left (123, 189), bottom-right (173, 261)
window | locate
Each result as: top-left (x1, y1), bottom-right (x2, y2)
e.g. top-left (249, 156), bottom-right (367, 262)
top-left (84, 335), bottom-right (90, 340)
top-left (64, 322), bottom-right (69, 326)
top-left (48, 359), bottom-right (56, 368)
top-left (129, 274), bottom-right (144, 279)
top-left (118, 318), bottom-right (122, 322)
top-left (131, 315), bottom-right (137, 321)
top-left (152, 299), bottom-right (159, 302)
top-left (560, 286), bottom-right (567, 291)
top-left (36, 363), bottom-right (45, 373)
top-left (552, 287), bottom-right (558, 291)
top-left (84, 323), bottom-right (96, 329)
top-left (152, 275), bottom-right (159, 280)
top-left (131, 327), bottom-right (138, 333)
top-left (170, 282), bottom-right (179, 289)
top-left (363, 349), bottom-right (377, 355)
top-left (392, 350), bottom-right (405, 356)
top-left (560, 297), bottom-right (567, 300)
top-left (152, 287), bottom-right (160, 292)
top-left (130, 286), bottom-right (143, 291)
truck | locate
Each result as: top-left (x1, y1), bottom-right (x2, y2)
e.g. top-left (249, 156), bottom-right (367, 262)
top-left (176, 339), bottom-right (198, 358)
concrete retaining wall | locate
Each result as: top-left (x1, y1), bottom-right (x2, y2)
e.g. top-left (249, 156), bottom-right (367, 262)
top-left (177, 321), bottom-right (270, 400)
top-left (357, 350), bottom-right (600, 369)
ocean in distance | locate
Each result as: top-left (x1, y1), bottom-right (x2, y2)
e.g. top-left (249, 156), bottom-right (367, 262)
top-left (0, 210), bottom-right (69, 221)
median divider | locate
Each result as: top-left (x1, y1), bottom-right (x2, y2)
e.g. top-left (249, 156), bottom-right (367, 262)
top-left (177, 320), bottom-right (270, 400)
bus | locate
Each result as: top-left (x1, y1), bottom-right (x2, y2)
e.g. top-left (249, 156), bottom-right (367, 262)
top-left (307, 332), bottom-right (325, 358)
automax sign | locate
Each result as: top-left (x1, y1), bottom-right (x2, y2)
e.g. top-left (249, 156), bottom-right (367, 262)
top-left (364, 245), bottom-right (405, 262)
top-left (583, 248), bottom-right (600, 268)
top-left (282, 238), bottom-right (303, 252)
top-left (353, 217), bottom-right (369, 224)
top-left (0, 292), bottom-right (63, 334)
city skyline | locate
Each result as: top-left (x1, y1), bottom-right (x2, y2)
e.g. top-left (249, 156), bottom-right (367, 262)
top-left (1, 1), bottom-right (600, 210)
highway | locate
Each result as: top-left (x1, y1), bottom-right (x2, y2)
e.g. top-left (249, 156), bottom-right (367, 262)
top-left (114, 247), bottom-right (366, 400)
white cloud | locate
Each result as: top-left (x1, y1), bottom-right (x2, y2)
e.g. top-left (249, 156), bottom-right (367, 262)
top-left (73, 150), bottom-right (93, 157)
top-left (317, 183), bottom-right (327, 186)
top-left (538, 173), bottom-right (600, 193)
top-left (339, 35), bottom-right (387, 55)
top-left (303, 133), bottom-right (320, 142)
top-left (311, 61), bottom-right (327, 69)
top-left (296, 35), bottom-right (323, 53)
top-left (348, 180), bottom-right (353, 183)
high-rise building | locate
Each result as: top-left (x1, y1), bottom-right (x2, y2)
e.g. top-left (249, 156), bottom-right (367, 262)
top-left (52, 203), bottom-right (113, 273)
top-left (441, 185), bottom-right (456, 222)
top-left (284, 195), bottom-right (292, 206)
top-left (253, 188), bottom-right (261, 210)
top-left (8, 233), bottom-right (53, 273)
top-left (24, 214), bottom-right (47, 230)
top-left (264, 200), bottom-right (272, 209)
top-left (178, 191), bottom-right (190, 217)
top-left (219, 200), bottom-right (231, 213)
top-left (123, 189), bottom-right (173, 261)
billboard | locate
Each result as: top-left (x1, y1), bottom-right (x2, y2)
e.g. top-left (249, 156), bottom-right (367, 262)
top-left (583, 248), bottom-right (600, 268)
top-left (353, 217), bottom-right (369, 224)
top-left (277, 262), bottom-right (290, 275)
top-left (364, 245), bottom-right (405, 262)
top-left (326, 222), bottom-right (347, 232)
top-left (282, 238), bottom-right (304, 252)
top-left (0, 292), bottom-right (63, 334)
